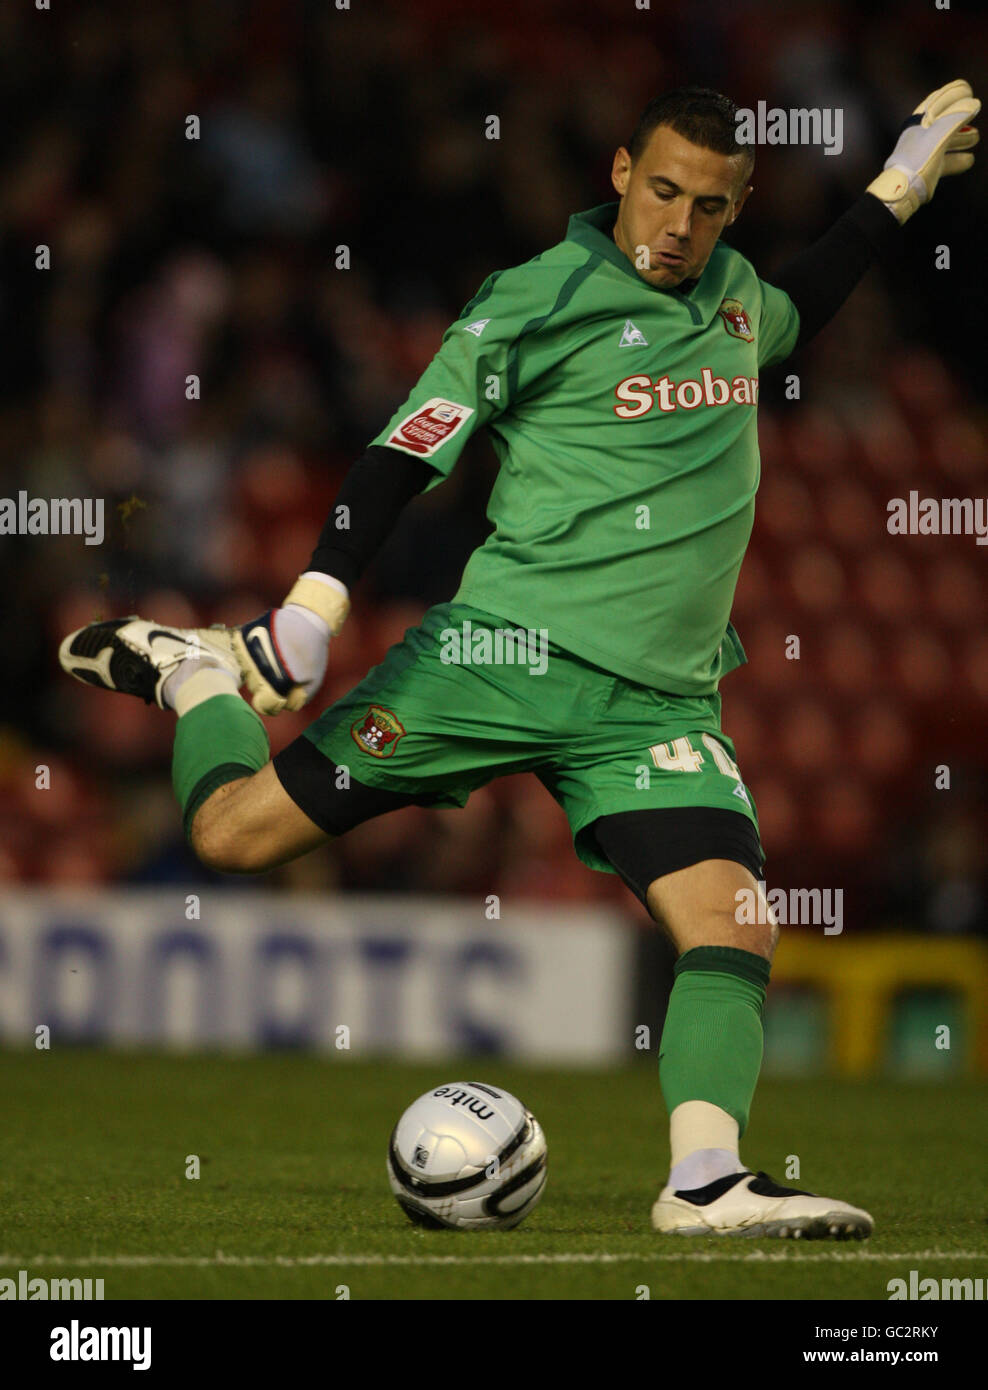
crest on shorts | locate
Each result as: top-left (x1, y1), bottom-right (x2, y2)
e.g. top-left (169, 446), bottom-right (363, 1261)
top-left (351, 705), bottom-right (406, 758)
top-left (717, 298), bottom-right (754, 342)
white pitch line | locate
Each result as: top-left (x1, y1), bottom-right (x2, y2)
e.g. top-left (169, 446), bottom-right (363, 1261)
top-left (0, 1250), bottom-right (984, 1268)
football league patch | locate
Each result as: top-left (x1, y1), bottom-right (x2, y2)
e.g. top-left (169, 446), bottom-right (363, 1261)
top-left (351, 705), bottom-right (406, 758)
top-left (388, 397), bottom-right (474, 457)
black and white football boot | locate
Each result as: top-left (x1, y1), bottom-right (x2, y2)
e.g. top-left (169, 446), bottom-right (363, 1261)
top-left (59, 617), bottom-right (243, 710)
top-left (651, 1169), bottom-right (873, 1239)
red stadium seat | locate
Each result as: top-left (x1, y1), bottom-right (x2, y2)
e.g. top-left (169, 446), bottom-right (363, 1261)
top-left (962, 634), bottom-right (988, 701)
top-left (885, 348), bottom-right (959, 421)
top-left (238, 444), bottom-right (311, 514)
top-left (779, 701), bottom-right (840, 776)
top-left (13, 754), bottom-right (90, 827)
top-left (856, 553), bottom-right (918, 620)
top-left (786, 408), bottom-right (852, 480)
top-left (44, 832), bottom-right (115, 885)
top-left (854, 703), bottom-right (913, 781)
top-left (323, 611), bottom-right (367, 683)
top-left (76, 688), bottom-right (171, 764)
top-left (208, 519), bottom-right (259, 589)
top-left (209, 590), bottom-right (272, 627)
top-left (755, 475), bottom-right (815, 543)
top-left (814, 777), bottom-right (876, 854)
top-left (740, 617), bottom-right (804, 692)
top-left (255, 517), bottom-right (325, 594)
top-left (788, 545), bottom-right (847, 614)
top-left (750, 777), bottom-right (800, 857)
top-left (266, 710), bottom-right (313, 757)
top-left (927, 557), bottom-right (984, 630)
top-left (895, 630), bottom-right (953, 702)
top-left (756, 411), bottom-right (785, 471)
top-left (821, 622), bottom-right (880, 693)
top-left (368, 602), bottom-right (429, 666)
top-left (0, 841), bottom-right (25, 881)
top-left (721, 698), bottom-right (765, 773)
top-left (821, 480), bottom-right (880, 551)
top-left (852, 404), bottom-right (920, 480)
top-left (503, 778), bottom-right (574, 858)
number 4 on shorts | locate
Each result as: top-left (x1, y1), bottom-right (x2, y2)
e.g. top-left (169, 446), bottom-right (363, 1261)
top-left (648, 733), bottom-right (743, 781)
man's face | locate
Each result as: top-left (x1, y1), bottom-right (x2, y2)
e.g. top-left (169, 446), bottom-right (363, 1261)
top-left (611, 125), bottom-right (753, 289)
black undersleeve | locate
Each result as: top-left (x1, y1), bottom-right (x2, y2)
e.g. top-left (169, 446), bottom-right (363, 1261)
top-left (772, 192), bottom-right (901, 348)
top-left (307, 445), bottom-right (435, 589)
top-left (272, 732), bottom-right (433, 836)
top-left (593, 806), bottom-right (764, 909)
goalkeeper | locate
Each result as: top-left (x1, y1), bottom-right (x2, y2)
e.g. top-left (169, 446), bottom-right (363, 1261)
top-left (61, 83), bottom-right (979, 1238)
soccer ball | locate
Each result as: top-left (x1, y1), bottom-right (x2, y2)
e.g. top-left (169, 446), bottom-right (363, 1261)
top-left (387, 1081), bottom-right (548, 1230)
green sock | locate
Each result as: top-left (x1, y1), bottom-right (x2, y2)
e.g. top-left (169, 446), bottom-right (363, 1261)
top-left (658, 946), bottom-right (771, 1138)
top-left (172, 694), bottom-right (269, 839)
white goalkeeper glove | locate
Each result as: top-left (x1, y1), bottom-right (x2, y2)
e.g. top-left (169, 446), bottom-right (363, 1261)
top-left (233, 572), bottom-right (350, 716)
top-left (867, 78), bottom-right (980, 225)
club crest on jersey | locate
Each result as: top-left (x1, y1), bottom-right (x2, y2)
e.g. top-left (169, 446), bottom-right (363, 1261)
top-left (388, 397), bottom-right (474, 457)
top-left (717, 298), bottom-right (754, 342)
top-left (351, 705), bottom-right (406, 758)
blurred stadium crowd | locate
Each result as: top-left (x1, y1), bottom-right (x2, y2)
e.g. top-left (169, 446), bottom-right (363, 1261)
top-left (1, 0), bottom-right (986, 933)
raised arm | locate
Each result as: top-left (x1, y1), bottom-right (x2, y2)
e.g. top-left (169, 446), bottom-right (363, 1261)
top-left (773, 79), bottom-right (979, 349)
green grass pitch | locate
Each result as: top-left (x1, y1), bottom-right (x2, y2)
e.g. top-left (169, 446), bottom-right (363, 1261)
top-left (0, 1050), bottom-right (985, 1300)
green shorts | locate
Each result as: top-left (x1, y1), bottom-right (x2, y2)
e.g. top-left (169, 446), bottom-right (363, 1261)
top-left (286, 602), bottom-right (762, 875)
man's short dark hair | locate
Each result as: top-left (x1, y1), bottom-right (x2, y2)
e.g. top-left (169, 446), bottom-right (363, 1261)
top-left (628, 86), bottom-right (754, 182)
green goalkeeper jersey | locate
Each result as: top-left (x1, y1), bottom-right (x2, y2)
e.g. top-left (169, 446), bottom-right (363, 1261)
top-left (369, 202), bottom-right (800, 695)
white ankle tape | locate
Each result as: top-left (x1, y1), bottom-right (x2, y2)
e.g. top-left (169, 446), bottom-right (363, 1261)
top-left (173, 666), bottom-right (240, 716)
top-left (670, 1100), bottom-right (740, 1167)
